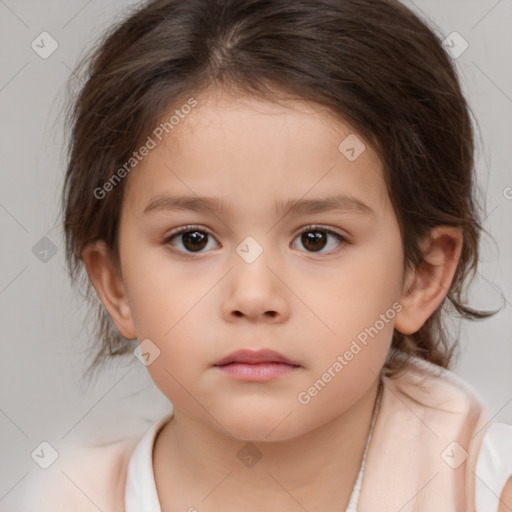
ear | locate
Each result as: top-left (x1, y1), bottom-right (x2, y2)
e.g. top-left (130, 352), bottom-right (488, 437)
top-left (81, 240), bottom-right (137, 340)
top-left (394, 226), bottom-right (463, 335)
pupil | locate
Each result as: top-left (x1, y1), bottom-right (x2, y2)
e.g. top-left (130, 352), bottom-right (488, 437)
top-left (302, 231), bottom-right (326, 252)
top-left (183, 231), bottom-right (207, 251)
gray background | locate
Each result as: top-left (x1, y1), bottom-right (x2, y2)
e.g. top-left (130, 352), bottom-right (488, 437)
top-left (0, 0), bottom-right (511, 508)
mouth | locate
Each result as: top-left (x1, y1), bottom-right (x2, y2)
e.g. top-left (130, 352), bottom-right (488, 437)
top-left (213, 348), bottom-right (300, 366)
top-left (213, 349), bottom-right (301, 382)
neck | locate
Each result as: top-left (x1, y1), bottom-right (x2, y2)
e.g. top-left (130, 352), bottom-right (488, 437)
top-left (153, 377), bottom-right (382, 512)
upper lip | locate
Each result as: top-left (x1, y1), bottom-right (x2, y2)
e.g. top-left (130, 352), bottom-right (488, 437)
top-left (214, 349), bottom-right (300, 366)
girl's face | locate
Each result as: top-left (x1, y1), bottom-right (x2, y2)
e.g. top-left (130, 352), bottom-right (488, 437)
top-left (117, 87), bottom-right (405, 441)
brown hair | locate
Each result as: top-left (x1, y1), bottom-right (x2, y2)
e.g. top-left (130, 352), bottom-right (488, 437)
top-left (60, 0), bottom-right (497, 382)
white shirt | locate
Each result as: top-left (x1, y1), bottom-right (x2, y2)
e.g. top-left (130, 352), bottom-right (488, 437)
top-left (125, 412), bottom-right (172, 512)
top-left (125, 411), bottom-right (512, 512)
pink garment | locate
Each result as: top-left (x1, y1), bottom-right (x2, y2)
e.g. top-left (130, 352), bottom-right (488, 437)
top-left (19, 357), bottom-right (512, 511)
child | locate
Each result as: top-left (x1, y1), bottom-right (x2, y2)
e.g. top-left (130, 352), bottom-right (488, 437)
top-left (24, 0), bottom-right (512, 510)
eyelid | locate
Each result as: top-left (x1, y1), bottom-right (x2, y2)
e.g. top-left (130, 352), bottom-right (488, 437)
top-left (163, 224), bottom-right (216, 243)
top-left (164, 224), bottom-right (348, 241)
top-left (293, 224), bottom-right (347, 239)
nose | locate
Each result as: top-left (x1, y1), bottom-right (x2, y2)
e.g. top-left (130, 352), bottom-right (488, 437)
top-left (221, 249), bottom-right (291, 324)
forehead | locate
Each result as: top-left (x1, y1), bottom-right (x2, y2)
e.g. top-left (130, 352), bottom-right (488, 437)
top-left (165, 88), bottom-right (361, 156)
top-left (122, 88), bottom-right (388, 217)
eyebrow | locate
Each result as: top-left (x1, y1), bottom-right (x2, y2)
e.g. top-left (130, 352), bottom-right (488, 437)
top-left (143, 194), bottom-right (375, 218)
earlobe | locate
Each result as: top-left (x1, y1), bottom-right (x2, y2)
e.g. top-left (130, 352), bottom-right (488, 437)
top-left (394, 226), bottom-right (463, 336)
top-left (81, 240), bottom-right (137, 340)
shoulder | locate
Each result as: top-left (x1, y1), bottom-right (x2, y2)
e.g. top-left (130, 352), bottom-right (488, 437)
top-left (383, 355), bottom-right (490, 427)
top-left (20, 436), bottom-right (139, 512)
top-left (382, 355), bottom-right (512, 511)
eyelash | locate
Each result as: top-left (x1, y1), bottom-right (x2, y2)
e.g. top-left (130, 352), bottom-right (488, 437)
top-left (162, 224), bottom-right (348, 256)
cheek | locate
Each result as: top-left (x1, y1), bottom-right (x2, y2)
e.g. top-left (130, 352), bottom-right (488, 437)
top-left (121, 242), bottom-right (216, 354)
top-left (309, 228), bottom-right (402, 375)
top-left (323, 237), bottom-right (402, 330)
top-left (121, 241), bottom-right (201, 336)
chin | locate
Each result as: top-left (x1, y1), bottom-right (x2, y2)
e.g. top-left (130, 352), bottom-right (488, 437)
top-left (216, 409), bottom-right (307, 443)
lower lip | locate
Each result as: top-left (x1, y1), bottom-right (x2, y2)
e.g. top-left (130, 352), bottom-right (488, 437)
top-left (215, 362), bottom-right (300, 381)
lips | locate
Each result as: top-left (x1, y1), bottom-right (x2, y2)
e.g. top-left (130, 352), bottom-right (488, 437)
top-left (213, 349), bottom-right (300, 367)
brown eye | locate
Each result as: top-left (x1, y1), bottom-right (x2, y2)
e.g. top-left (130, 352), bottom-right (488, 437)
top-left (291, 226), bottom-right (346, 254)
top-left (164, 226), bottom-right (219, 253)
top-left (180, 230), bottom-right (208, 251)
top-left (302, 231), bottom-right (327, 251)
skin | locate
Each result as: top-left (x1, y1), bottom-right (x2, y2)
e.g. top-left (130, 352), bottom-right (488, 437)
top-left (83, 86), bottom-right (463, 511)
top-left (498, 476), bottom-right (512, 512)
